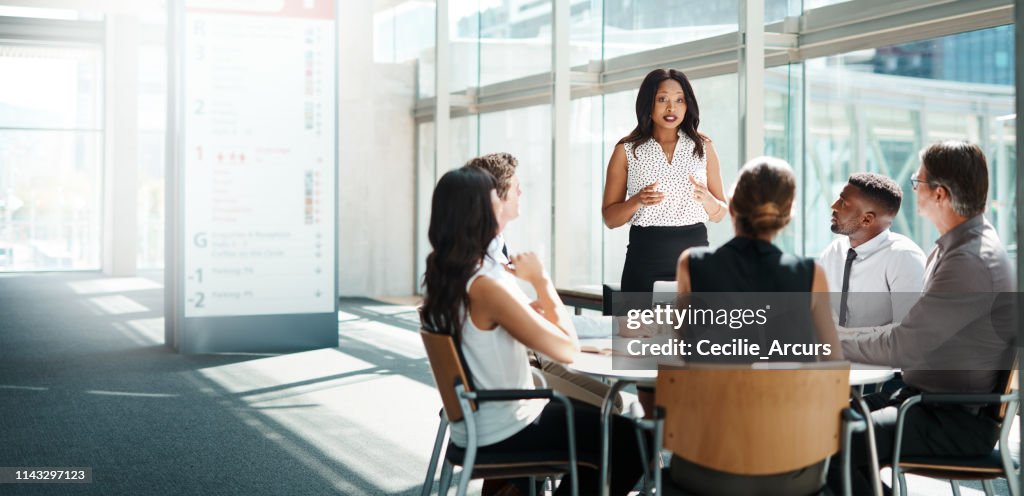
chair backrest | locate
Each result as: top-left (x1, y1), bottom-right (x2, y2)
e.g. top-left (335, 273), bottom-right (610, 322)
top-left (997, 354), bottom-right (1019, 421)
top-left (656, 362), bottom-right (850, 476)
top-left (421, 329), bottom-right (476, 422)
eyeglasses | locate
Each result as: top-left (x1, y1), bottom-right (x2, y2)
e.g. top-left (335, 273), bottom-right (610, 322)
top-left (909, 173), bottom-right (936, 191)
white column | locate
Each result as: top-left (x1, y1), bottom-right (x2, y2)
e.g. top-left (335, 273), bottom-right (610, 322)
top-left (103, 14), bottom-right (139, 276)
top-left (434, 0), bottom-right (450, 173)
top-left (551, 0), bottom-right (570, 286)
top-left (738, 0), bottom-right (765, 162)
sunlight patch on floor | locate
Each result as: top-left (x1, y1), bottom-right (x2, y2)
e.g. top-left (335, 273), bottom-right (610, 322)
top-left (197, 348), bottom-right (375, 395)
top-left (194, 345), bottom-right (443, 494)
top-left (67, 277), bottom-right (163, 295)
top-left (88, 295), bottom-right (150, 315)
top-left (339, 319), bottom-right (427, 360)
top-left (125, 317), bottom-right (165, 345)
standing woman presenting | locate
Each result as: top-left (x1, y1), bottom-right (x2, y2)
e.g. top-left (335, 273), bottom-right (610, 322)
top-left (602, 68), bottom-right (727, 292)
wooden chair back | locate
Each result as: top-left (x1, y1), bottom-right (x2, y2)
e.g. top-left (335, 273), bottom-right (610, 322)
top-left (421, 330), bottom-right (476, 422)
top-left (656, 362), bottom-right (850, 476)
top-left (998, 354), bottom-right (1019, 421)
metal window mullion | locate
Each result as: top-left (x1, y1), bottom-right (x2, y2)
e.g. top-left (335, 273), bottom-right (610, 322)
top-left (0, 127), bottom-right (104, 132)
top-left (434, 0), bottom-right (450, 173)
top-left (0, 16), bottom-right (104, 44)
top-left (739, 0), bottom-right (765, 162)
top-left (551, 0), bottom-right (569, 286)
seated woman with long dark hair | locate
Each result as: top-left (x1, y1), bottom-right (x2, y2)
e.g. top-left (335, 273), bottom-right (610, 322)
top-left (421, 165), bottom-right (645, 495)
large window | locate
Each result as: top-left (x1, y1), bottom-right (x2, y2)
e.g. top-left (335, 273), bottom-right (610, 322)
top-left (138, 39), bottom-right (167, 269)
top-left (413, 1), bottom-right (1019, 293)
top-left (480, 104), bottom-right (553, 268)
top-left (0, 45), bottom-right (103, 271)
top-left (798, 26), bottom-right (1016, 257)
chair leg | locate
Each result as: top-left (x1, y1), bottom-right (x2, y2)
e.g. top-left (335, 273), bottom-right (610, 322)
top-left (455, 466), bottom-right (473, 496)
top-left (438, 461), bottom-right (454, 496)
top-left (982, 479), bottom-right (995, 496)
top-left (529, 476), bottom-right (537, 496)
top-left (950, 480), bottom-right (961, 496)
top-left (898, 471), bottom-right (908, 496)
top-left (422, 416), bottom-right (448, 496)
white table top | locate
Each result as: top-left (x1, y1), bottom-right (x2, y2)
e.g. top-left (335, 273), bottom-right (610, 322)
top-left (569, 338), bottom-right (896, 387)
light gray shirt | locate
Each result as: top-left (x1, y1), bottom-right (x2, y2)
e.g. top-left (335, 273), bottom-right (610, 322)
top-left (839, 215), bottom-right (1016, 394)
top-left (819, 229), bottom-right (926, 327)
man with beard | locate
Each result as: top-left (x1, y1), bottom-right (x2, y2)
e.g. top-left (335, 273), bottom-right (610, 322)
top-left (819, 172), bottom-right (925, 327)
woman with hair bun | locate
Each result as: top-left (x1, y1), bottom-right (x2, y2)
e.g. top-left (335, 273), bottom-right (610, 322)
top-left (668, 156), bottom-right (843, 493)
top-left (675, 156), bottom-right (842, 358)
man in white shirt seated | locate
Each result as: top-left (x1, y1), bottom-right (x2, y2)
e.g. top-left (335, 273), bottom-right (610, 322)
top-left (819, 173), bottom-right (926, 327)
top-left (465, 153), bottom-right (618, 412)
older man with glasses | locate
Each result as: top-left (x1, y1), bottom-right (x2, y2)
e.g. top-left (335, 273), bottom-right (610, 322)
top-left (827, 140), bottom-right (1016, 495)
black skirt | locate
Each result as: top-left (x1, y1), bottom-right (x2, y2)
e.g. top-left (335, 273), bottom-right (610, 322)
top-left (620, 223), bottom-right (708, 292)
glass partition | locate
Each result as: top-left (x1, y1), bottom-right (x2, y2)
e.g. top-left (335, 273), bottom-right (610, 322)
top-left (479, 104), bottom-right (552, 269)
top-left (0, 45), bottom-right (103, 271)
top-left (801, 25), bottom-right (1016, 257)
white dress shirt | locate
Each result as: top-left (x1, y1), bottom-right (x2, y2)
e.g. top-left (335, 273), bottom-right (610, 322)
top-left (485, 234), bottom-right (510, 269)
top-left (818, 229), bottom-right (926, 327)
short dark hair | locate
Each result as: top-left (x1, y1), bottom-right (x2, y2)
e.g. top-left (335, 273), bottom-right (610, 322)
top-left (920, 141), bottom-right (988, 217)
top-left (848, 172), bottom-right (902, 216)
top-left (465, 153), bottom-right (518, 200)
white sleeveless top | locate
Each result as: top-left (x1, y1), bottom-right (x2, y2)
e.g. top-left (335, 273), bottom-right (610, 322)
top-left (625, 131), bottom-right (709, 227)
top-left (448, 263), bottom-right (547, 447)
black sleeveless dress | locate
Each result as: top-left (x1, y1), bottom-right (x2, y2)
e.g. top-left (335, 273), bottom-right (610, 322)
top-left (684, 236), bottom-right (818, 363)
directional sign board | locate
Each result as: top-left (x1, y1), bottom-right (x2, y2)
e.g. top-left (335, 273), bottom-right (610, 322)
top-left (167, 0), bottom-right (338, 353)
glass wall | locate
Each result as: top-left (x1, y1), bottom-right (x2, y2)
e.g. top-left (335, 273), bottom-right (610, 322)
top-left (563, 94), bottom-right (603, 287)
top-left (800, 26), bottom-right (1016, 257)
top-left (414, 1), bottom-right (1018, 292)
top-left (602, 1), bottom-right (737, 59)
top-left (480, 104), bottom-right (553, 268)
top-left (0, 45), bottom-right (103, 271)
top-left (415, 121), bottom-right (434, 287)
top-left (137, 38), bottom-right (167, 269)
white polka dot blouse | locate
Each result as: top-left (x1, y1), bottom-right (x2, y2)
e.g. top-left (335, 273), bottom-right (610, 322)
top-left (624, 131), bottom-right (709, 227)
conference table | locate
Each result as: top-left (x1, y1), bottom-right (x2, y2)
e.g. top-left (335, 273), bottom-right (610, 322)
top-left (569, 338), bottom-right (896, 496)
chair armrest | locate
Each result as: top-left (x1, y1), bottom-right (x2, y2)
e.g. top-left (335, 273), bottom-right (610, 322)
top-left (467, 388), bottom-right (557, 402)
top-left (530, 367), bottom-right (549, 388)
top-left (463, 388), bottom-right (579, 492)
top-left (918, 392), bottom-right (1017, 405)
top-left (842, 407), bottom-right (867, 432)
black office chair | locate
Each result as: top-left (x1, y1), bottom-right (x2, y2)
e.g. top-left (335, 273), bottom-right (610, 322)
top-left (889, 358), bottom-right (1020, 496)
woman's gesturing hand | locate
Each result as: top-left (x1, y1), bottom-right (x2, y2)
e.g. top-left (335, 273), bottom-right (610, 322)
top-left (505, 252), bottom-right (549, 286)
top-left (634, 181), bottom-right (664, 206)
top-left (689, 175), bottom-right (711, 205)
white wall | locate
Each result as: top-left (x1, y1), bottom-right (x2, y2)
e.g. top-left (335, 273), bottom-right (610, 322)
top-left (337, 1), bottom-right (416, 297)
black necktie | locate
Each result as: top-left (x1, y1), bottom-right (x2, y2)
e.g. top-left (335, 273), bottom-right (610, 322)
top-left (501, 243), bottom-right (509, 261)
top-left (838, 248), bottom-right (857, 326)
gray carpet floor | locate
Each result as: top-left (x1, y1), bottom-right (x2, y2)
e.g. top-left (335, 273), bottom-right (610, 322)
top-left (0, 272), bottom-right (443, 495)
